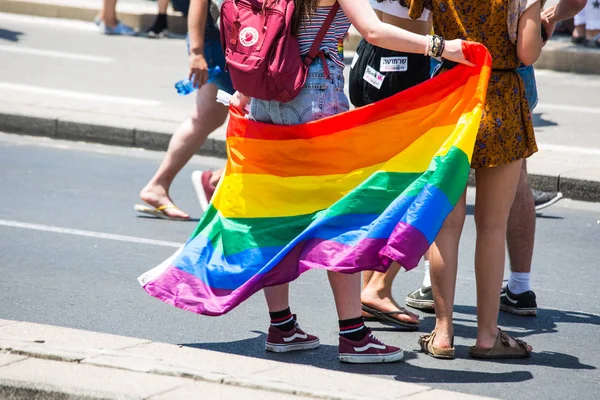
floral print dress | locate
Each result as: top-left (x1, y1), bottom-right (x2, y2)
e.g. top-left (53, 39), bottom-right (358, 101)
top-left (409, 0), bottom-right (538, 168)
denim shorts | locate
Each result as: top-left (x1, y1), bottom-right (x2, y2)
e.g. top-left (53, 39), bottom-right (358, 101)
top-left (186, 24), bottom-right (235, 95)
top-left (249, 58), bottom-right (349, 125)
top-left (429, 59), bottom-right (538, 112)
top-left (517, 64), bottom-right (538, 111)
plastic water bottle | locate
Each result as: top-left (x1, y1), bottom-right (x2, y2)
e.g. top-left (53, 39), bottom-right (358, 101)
top-left (175, 66), bottom-right (222, 96)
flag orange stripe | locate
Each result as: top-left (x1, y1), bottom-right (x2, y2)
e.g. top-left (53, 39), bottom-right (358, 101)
top-left (227, 66), bottom-right (483, 141)
top-left (226, 76), bottom-right (480, 178)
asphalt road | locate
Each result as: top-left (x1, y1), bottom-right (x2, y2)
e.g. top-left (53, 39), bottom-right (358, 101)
top-left (1, 133), bottom-right (599, 400)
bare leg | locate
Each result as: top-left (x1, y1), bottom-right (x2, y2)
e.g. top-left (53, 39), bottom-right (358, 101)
top-left (140, 83), bottom-right (228, 218)
top-left (157, 0), bottom-right (169, 14)
top-left (99, 0), bottom-right (118, 27)
top-left (430, 192), bottom-right (467, 349)
top-left (361, 270), bottom-right (374, 291)
top-left (584, 1), bottom-right (600, 42)
top-left (328, 272), bottom-right (362, 321)
top-left (264, 284), bottom-right (290, 312)
top-left (361, 263), bottom-right (419, 324)
top-left (474, 160), bottom-right (524, 349)
top-left (507, 160), bottom-right (535, 274)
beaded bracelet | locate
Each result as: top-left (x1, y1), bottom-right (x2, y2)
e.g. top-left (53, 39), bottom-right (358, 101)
top-left (424, 35), bottom-right (431, 57)
top-left (430, 35), bottom-right (445, 59)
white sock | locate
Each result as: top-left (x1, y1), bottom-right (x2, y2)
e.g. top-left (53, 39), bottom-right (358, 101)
top-left (422, 260), bottom-right (431, 288)
top-left (507, 272), bottom-right (531, 295)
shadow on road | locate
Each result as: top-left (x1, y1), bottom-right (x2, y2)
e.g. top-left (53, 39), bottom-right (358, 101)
top-left (182, 304), bottom-right (597, 381)
top-left (532, 113), bottom-right (558, 128)
top-left (184, 334), bottom-right (535, 383)
top-left (0, 28), bottom-right (23, 42)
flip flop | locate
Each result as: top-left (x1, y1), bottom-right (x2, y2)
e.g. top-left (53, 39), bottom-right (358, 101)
top-left (134, 204), bottom-right (190, 221)
top-left (361, 304), bottom-right (420, 330)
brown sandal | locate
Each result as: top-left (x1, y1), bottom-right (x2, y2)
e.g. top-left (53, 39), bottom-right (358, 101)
top-left (469, 329), bottom-right (532, 359)
top-left (418, 330), bottom-right (455, 359)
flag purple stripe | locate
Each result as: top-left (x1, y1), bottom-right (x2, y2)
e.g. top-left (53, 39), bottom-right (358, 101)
top-left (143, 224), bottom-right (429, 315)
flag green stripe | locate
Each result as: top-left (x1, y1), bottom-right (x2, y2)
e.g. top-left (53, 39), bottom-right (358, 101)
top-left (190, 146), bottom-right (469, 256)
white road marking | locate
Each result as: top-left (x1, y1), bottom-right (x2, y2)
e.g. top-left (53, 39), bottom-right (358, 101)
top-left (0, 45), bottom-right (112, 63)
top-left (0, 12), bottom-right (99, 31)
top-left (0, 82), bottom-right (162, 106)
top-left (537, 103), bottom-right (600, 115)
top-left (537, 143), bottom-right (600, 156)
top-left (0, 219), bottom-right (183, 248)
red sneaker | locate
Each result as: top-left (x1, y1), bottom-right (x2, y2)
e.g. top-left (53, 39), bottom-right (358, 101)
top-left (339, 329), bottom-right (404, 363)
top-left (266, 319), bottom-right (320, 353)
top-left (191, 170), bottom-right (216, 212)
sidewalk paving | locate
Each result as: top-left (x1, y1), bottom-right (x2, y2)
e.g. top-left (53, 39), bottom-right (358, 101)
top-left (0, 0), bottom-right (188, 34)
top-left (1, 0), bottom-right (600, 75)
top-left (0, 319), bottom-right (492, 400)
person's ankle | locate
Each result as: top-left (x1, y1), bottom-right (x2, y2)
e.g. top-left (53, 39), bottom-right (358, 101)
top-left (101, 18), bottom-right (118, 28)
top-left (475, 326), bottom-right (499, 348)
top-left (432, 328), bottom-right (454, 348)
top-left (361, 285), bottom-right (392, 302)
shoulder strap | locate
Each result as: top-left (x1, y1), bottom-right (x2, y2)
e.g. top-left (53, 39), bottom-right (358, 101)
top-left (304, 2), bottom-right (340, 64)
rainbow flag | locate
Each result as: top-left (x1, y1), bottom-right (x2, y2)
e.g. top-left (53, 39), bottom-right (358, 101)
top-left (139, 43), bottom-right (492, 316)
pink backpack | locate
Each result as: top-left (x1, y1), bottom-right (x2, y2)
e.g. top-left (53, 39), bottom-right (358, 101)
top-left (220, 0), bottom-right (340, 102)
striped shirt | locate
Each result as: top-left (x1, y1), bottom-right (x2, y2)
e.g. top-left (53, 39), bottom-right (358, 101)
top-left (297, 6), bottom-right (351, 70)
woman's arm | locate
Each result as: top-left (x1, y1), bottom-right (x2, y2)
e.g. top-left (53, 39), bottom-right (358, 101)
top-left (337, 0), bottom-right (473, 66)
top-left (542, 0), bottom-right (587, 38)
top-left (517, 1), bottom-right (543, 66)
top-left (187, 0), bottom-right (211, 88)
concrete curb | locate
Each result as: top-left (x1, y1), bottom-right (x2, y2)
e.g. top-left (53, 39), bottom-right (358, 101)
top-left (2, 112), bottom-right (599, 204)
top-left (0, 333), bottom-right (492, 400)
top-left (0, 111), bottom-right (227, 157)
top-left (0, 0), bottom-right (188, 34)
top-left (534, 40), bottom-right (600, 75)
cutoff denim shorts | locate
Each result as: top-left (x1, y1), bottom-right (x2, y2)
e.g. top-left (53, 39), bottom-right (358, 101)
top-left (249, 58), bottom-right (350, 125)
top-left (429, 59), bottom-right (538, 112)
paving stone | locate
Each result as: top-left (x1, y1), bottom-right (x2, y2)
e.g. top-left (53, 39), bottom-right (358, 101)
top-left (148, 380), bottom-right (315, 400)
top-left (0, 340), bottom-right (87, 362)
top-left (0, 358), bottom-right (186, 399)
top-left (401, 388), bottom-right (496, 400)
top-left (0, 354), bottom-right (27, 368)
top-left (0, 321), bottom-right (149, 350)
top-left (249, 363), bottom-right (427, 400)
top-left (0, 320), bottom-right (19, 329)
top-left (81, 354), bottom-right (226, 383)
top-left (124, 342), bottom-right (279, 377)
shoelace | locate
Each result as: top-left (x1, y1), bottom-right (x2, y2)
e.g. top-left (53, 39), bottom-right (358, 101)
top-left (366, 329), bottom-right (385, 346)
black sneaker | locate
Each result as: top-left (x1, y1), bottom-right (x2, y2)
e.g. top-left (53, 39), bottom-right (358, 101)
top-left (500, 286), bottom-right (537, 316)
top-left (405, 286), bottom-right (434, 312)
top-left (532, 189), bottom-right (563, 211)
top-left (145, 15), bottom-right (168, 38)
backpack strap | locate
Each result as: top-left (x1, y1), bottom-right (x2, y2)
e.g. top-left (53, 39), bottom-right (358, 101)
top-left (303, 2), bottom-right (340, 67)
